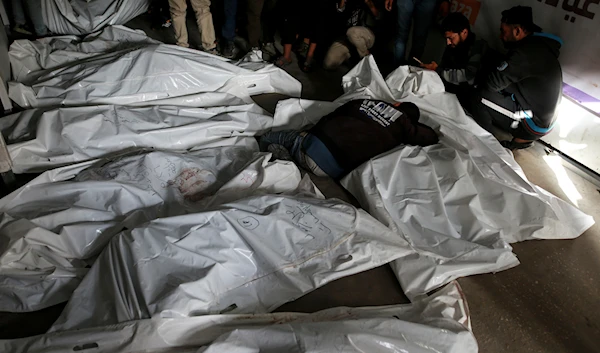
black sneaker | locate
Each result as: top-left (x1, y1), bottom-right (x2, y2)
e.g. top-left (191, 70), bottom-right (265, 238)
top-left (221, 41), bottom-right (239, 59)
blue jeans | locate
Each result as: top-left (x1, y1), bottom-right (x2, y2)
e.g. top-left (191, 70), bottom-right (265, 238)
top-left (259, 131), bottom-right (344, 178)
top-left (222, 0), bottom-right (238, 41)
top-left (259, 131), bottom-right (305, 163)
top-left (394, 0), bottom-right (437, 65)
top-left (11, 0), bottom-right (48, 36)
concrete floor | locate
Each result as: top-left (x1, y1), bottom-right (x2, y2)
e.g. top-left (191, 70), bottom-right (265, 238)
top-left (1, 12), bottom-right (599, 353)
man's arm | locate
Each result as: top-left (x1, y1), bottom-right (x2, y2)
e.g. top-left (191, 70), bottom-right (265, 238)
top-left (485, 49), bottom-right (531, 92)
top-left (365, 0), bottom-right (380, 18)
top-left (437, 40), bottom-right (487, 86)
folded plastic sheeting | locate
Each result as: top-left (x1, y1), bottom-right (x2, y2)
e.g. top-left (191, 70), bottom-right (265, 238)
top-left (42, 0), bottom-right (150, 35)
top-left (0, 282), bottom-right (477, 353)
top-left (272, 57), bottom-right (445, 131)
top-left (48, 194), bottom-right (415, 332)
top-left (9, 44), bottom-right (302, 108)
top-left (0, 148), bottom-right (306, 312)
top-left (0, 103), bottom-right (273, 173)
top-left (275, 56), bottom-right (595, 300)
top-left (9, 26), bottom-right (160, 82)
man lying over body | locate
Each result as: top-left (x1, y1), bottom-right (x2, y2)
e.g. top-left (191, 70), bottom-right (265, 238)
top-left (259, 99), bottom-right (439, 179)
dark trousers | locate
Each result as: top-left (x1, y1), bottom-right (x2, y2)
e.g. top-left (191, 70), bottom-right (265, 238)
top-left (280, 0), bottom-right (329, 45)
top-left (247, 0), bottom-right (278, 47)
top-left (462, 88), bottom-right (542, 141)
top-left (393, 0), bottom-right (437, 65)
top-left (222, 0), bottom-right (238, 41)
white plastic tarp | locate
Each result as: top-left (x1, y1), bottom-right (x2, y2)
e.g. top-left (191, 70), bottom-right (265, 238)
top-left (0, 282), bottom-right (477, 353)
top-left (42, 0), bottom-right (150, 35)
top-left (0, 148), bottom-right (306, 312)
top-left (8, 44), bottom-right (302, 108)
top-left (0, 103), bottom-right (273, 173)
top-left (9, 26), bottom-right (160, 82)
top-left (48, 193), bottom-right (415, 332)
top-left (275, 56), bottom-right (595, 300)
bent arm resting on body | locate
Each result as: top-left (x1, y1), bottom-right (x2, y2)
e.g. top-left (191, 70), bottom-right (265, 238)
top-left (438, 41), bottom-right (487, 86)
top-left (485, 49), bottom-right (530, 92)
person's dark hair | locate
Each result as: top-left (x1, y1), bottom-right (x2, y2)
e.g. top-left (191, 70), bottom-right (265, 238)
top-left (399, 102), bottom-right (420, 122)
top-left (501, 6), bottom-right (541, 33)
top-left (441, 13), bottom-right (470, 34)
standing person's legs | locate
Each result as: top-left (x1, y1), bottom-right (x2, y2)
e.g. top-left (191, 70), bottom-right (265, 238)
top-left (276, 2), bottom-right (299, 65)
top-left (24, 0), bottom-right (48, 36)
top-left (346, 26), bottom-right (375, 57)
top-left (394, 0), bottom-right (415, 65)
top-left (10, 0), bottom-right (26, 26)
top-left (168, 0), bottom-right (190, 47)
top-left (190, 0), bottom-right (217, 50)
top-left (410, 0), bottom-right (437, 60)
top-left (261, 0), bottom-right (279, 44)
top-left (247, 0), bottom-right (265, 48)
top-left (323, 41), bottom-right (351, 70)
top-left (222, 0), bottom-right (238, 42)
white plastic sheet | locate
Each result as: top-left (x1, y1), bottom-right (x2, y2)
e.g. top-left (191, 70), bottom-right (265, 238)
top-left (275, 56), bottom-right (595, 300)
top-left (42, 0), bottom-right (150, 35)
top-left (9, 44), bottom-right (302, 108)
top-left (0, 282), bottom-right (477, 353)
top-left (9, 26), bottom-right (160, 82)
top-left (0, 148), bottom-right (305, 312)
top-left (48, 193), bottom-right (415, 332)
top-left (0, 103), bottom-right (272, 173)
top-left (272, 58), bottom-right (445, 131)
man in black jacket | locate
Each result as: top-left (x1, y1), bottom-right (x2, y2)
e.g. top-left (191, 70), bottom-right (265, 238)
top-left (259, 99), bottom-right (439, 179)
top-left (465, 6), bottom-right (563, 149)
top-left (421, 13), bottom-right (488, 95)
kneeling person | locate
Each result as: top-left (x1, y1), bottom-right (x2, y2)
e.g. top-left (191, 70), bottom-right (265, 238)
top-left (259, 99), bottom-right (439, 179)
top-left (467, 6), bottom-right (563, 149)
top-left (421, 13), bottom-right (488, 94)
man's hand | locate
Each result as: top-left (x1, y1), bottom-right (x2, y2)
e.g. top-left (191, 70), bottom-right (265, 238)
top-left (421, 61), bottom-right (439, 71)
top-left (385, 0), bottom-right (394, 12)
top-left (439, 1), bottom-right (450, 18)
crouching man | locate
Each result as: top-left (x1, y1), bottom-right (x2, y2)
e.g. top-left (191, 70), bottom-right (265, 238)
top-left (466, 6), bottom-right (563, 150)
top-left (259, 99), bottom-right (439, 179)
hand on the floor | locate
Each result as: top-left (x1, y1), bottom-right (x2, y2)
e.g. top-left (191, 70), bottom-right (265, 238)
top-left (421, 62), bottom-right (438, 71)
top-left (385, 0), bottom-right (393, 11)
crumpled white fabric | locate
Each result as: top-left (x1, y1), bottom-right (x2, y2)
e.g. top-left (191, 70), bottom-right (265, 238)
top-left (272, 56), bottom-right (443, 131)
top-left (48, 192), bottom-right (415, 332)
top-left (0, 103), bottom-right (273, 173)
top-left (274, 55), bottom-right (595, 300)
top-left (0, 282), bottom-right (477, 353)
top-left (42, 0), bottom-right (150, 35)
top-left (0, 147), bottom-right (305, 312)
top-left (9, 44), bottom-right (302, 108)
top-left (9, 26), bottom-right (160, 82)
